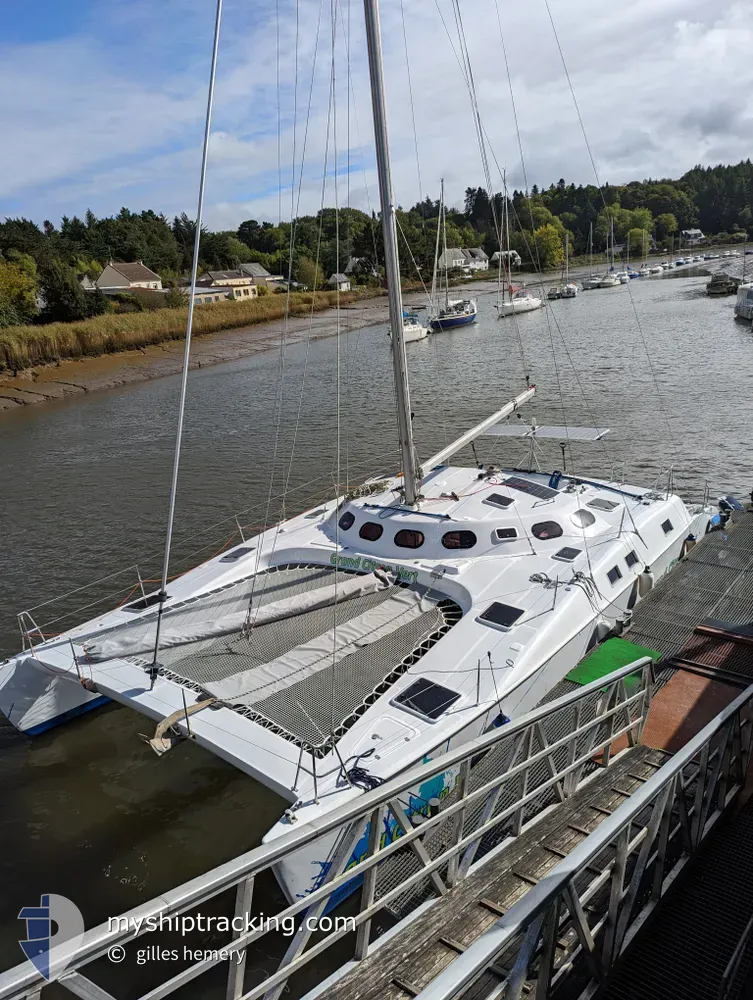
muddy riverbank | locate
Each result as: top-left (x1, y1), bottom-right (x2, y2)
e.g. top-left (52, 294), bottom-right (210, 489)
top-left (0, 287), bottom-right (456, 412)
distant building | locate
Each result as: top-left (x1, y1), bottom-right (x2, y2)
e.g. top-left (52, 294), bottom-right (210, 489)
top-left (185, 283), bottom-right (258, 305)
top-left (461, 248), bottom-right (489, 271)
top-left (328, 273), bottom-right (351, 292)
top-left (238, 262), bottom-right (275, 284)
top-left (681, 228), bottom-right (705, 246)
top-left (437, 248), bottom-right (488, 272)
top-left (96, 260), bottom-right (163, 292)
top-left (344, 255), bottom-right (378, 278)
top-left (197, 270), bottom-right (258, 295)
top-left (438, 248), bottom-right (467, 270)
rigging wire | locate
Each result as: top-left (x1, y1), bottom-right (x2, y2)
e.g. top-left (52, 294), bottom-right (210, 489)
top-left (150, 0), bottom-right (224, 675)
top-left (541, 0), bottom-right (678, 453)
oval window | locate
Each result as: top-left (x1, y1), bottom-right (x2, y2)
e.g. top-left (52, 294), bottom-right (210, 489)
top-left (571, 509), bottom-right (596, 528)
top-left (394, 529), bottom-right (424, 549)
top-left (359, 522), bottom-right (383, 542)
top-left (442, 530), bottom-right (477, 550)
top-left (338, 511), bottom-right (355, 530)
top-left (531, 521), bottom-right (563, 540)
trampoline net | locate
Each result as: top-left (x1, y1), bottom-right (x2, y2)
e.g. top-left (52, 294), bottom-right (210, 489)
top-left (93, 563), bottom-right (462, 753)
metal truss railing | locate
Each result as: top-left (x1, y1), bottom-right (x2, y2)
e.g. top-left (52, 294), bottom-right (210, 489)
top-left (0, 660), bottom-right (654, 1000)
top-left (415, 680), bottom-right (753, 1000)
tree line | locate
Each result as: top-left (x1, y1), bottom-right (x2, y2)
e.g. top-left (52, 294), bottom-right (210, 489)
top-left (2, 160), bottom-right (752, 328)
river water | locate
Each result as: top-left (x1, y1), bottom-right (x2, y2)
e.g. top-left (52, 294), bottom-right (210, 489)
top-left (0, 274), bottom-right (750, 993)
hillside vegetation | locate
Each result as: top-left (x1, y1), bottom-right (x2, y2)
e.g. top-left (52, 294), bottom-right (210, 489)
top-left (1, 159), bottom-right (751, 336)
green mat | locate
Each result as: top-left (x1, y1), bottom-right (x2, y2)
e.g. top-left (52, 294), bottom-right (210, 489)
top-left (566, 636), bottom-right (661, 688)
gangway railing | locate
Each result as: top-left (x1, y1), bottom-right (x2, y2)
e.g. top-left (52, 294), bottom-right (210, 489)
top-left (414, 680), bottom-right (753, 1000)
top-left (0, 660), bottom-right (654, 1000)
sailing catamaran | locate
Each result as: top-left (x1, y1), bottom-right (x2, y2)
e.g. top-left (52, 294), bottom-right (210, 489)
top-left (428, 179), bottom-right (477, 331)
top-left (0, 0), bottom-right (718, 907)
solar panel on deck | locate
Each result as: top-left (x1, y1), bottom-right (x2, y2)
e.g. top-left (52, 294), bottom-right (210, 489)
top-left (483, 424), bottom-right (609, 441)
top-left (393, 678), bottom-right (461, 721)
top-left (504, 476), bottom-right (560, 500)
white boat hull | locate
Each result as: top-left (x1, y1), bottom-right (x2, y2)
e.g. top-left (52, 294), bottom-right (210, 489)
top-left (0, 655), bottom-right (107, 735)
top-left (496, 296), bottom-right (543, 316)
top-left (403, 323), bottom-right (429, 342)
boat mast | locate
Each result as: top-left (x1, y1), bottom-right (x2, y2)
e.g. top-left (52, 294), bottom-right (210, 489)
top-left (430, 179), bottom-right (443, 315)
top-left (565, 232), bottom-right (569, 283)
top-left (588, 222), bottom-right (593, 278)
top-left (363, 0), bottom-right (419, 505)
top-left (503, 172), bottom-right (511, 303)
top-left (442, 196), bottom-right (449, 309)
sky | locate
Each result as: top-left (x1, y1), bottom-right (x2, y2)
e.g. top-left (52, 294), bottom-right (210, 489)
top-left (1, 0), bottom-right (752, 232)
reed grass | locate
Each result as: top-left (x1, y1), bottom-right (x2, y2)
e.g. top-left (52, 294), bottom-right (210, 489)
top-left (0, 289), bottom-right (370, 372)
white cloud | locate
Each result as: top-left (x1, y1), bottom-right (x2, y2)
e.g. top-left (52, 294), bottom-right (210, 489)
top-left (2, 0), bottom-right (752, 230)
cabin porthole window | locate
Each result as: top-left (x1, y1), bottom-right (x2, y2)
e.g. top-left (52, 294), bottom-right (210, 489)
top-left (661, 519), bottom-right (673, 534)
top-left (338, 511), bottom-right (355, 530)
top-left (442, 530), bottom-right (477, 550)
top-left (359, 521), bottom-right (384, 542)
top-left (625, 550), bottom-right (639, 568)
top-left (531, 520), bottom-right (563, 540)
top-left (395, 529), bottom-right (425, 549)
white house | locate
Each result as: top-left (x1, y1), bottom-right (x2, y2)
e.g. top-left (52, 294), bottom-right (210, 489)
top-left (96, 260), bottom-right (163, 292)
top-left (461, 248), bottom-right (489, 271)
top-left (438, 248), bottom-right (467, 270)
top-left (328, 273), bottom-right (351, 292)
top-left (681, 228), bottom-right (705, 246)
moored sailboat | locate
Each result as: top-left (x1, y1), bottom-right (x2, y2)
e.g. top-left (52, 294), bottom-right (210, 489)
top-left (428, 179), bottom-right (477, 331)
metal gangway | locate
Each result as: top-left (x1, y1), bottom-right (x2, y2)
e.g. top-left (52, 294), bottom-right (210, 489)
top-left (0, 656), bottom-right (750, 1000)
top-left (0, 659), bottom-right (655, 1000)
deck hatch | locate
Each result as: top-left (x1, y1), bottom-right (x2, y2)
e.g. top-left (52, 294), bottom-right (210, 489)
top-left (219, 546), bottom-right (255, 563)
top-left (587, 497), bottom-right (620, 511)
top-left (553, 546), bottom-right (581, 562)
top-left (503, 476), bottom-right (560, 500)
top-left (392, 678), bottom-right (461, 721)
top-left (477, 601), bottom-right (525, 631)
top-left (484, 493), bottom-right (515, 510)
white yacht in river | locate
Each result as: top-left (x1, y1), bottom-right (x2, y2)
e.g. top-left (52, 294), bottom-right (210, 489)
top-left (0, 0), bottom-right (716, 909)
top-left (497, 287), bottom-right (543, 315)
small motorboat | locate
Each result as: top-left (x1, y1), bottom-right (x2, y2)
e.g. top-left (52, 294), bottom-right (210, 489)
top-left (399, 311), bottom-right (430, 341)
